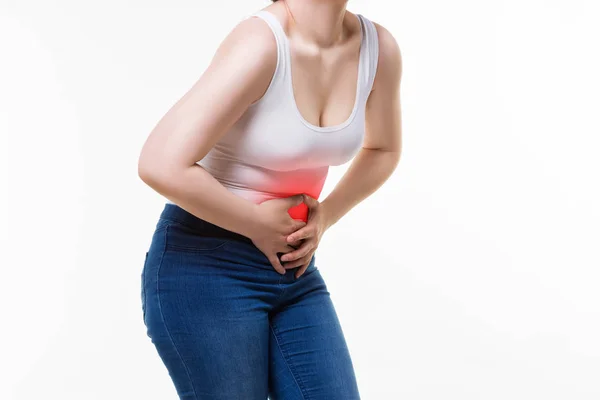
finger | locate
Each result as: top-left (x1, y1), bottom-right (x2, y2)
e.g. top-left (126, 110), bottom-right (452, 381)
top-left (284, 254), bottom-right (312, 269)
top-left (286, 226), bottom-right (313, 243)
top-left (288, 239), bottom-right (303, 249)
top-left (278, 240), bottom-right (302, 254)
top-left (281, 241), bottom-right (312, 262)
top-left (278, 237), bottom-right (301, 250)
top-left (302, 194), bottom-right (319, 208)
top-left (290, 219), bottom-right (307, 232)
top-left (283, 194), bottom-right (305, 209)
top-left (278, 243), bottom-right (296, 254)
top-left (268, 254), bottom-right (286, 275)
top-left (294, 260), bottom-right (311, 279)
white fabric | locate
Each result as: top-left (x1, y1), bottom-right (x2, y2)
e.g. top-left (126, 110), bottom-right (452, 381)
top-left (168, 10), bottom-right (379, 205)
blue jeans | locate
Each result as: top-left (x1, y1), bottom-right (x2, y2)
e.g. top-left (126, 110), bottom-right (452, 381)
top-left (141, 203), bottom-right (360, 399)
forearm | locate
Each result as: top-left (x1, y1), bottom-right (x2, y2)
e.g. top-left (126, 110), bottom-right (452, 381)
top-left (321, 148), bottom-right (400, 228)
top-left (140, 164), bottom-right (259, 238)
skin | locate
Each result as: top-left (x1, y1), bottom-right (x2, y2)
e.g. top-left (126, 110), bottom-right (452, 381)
top-left (138, 0), bottom-right (402, 278)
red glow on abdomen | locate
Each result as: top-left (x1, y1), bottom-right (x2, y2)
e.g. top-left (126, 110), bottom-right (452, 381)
top-left (288, 201), bottom-right (308, 222)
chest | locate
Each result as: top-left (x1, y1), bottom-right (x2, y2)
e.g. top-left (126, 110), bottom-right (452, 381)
top-left (221, 99), bottom-right (366, 172)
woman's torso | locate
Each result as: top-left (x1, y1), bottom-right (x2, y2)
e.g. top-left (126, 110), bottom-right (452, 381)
top-left (167, 9), bottom-right (379, 221)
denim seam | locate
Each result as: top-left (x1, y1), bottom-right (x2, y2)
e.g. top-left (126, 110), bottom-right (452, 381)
top-left (153, 226), bottom-right (168, 235)
top-left (165, 242), bottom-right (229, 253)
top-left (270, 323), bottom-right (309, 400)
top-left (160, 215), bottom-right (192, 228)
top-left (156, 225), bottom-right (198, 399)
top-left (274, 273), bottom-right (286, 302)
top-left (141, 252), bottom-right (149, 323)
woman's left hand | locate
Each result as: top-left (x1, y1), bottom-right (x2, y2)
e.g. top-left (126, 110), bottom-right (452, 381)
top-left (281, 194), bottom-right (330, 278)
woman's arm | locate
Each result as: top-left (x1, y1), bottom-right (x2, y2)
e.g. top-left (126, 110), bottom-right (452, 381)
top-left (320, 23), bottom-right (403, 229)
top-left (138, 16), bottom-right (307, 273)
top-left (138, 16), bottom-right (278, 238)
top-left (280, 23), bottom-right (402, 277)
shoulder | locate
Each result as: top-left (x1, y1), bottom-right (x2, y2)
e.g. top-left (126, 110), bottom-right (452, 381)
top-left (202, 12), bottom-right (279, 102)
top-left (368, 19), bottom-right (403, 89)
top-left (210, 13), bottom-right (278, 80)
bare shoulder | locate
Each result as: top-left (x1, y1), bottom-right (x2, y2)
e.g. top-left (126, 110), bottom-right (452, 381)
top-left (195, 12), bottom-right (279, 108)
top-left (371, 20), bottom-right (403, 89)
top-left (210, 14), bottom-right (278, 77)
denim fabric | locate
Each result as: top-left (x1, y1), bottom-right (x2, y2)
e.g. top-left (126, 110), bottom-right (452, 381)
top-left (141, 203), bottom-right (360, 399)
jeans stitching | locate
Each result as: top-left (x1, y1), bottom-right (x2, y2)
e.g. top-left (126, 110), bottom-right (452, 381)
top-left (160, 215), bottom-right (193, 229)
top-left (141, 252), bottom-right (149, 323)
top-left (165, 241), bottom-right (229, 253)
top-left (157, 225), bottom-right (198, 399)
top-left (274, 274), bottom-right (286, 302)
top-left (270, 323), bottom-right (309, 400)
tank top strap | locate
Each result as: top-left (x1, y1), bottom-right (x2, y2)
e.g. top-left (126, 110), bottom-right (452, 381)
top-left (247, 10), bottom-right (378, 105)
top-left (356, 14), bottom-right (379, 97)
top-left (246, 10), bottom-right (288, 74)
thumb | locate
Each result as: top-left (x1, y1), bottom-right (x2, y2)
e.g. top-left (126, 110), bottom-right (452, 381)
top-left (284, 194), bottom-right (305, 208)
top-left (302, 193), bottom-right (318, 208)
top-left (269, 254), bottom-right (286, 275)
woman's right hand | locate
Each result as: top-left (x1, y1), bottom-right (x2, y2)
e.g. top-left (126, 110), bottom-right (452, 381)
top-left (246, 194), bottom-right (307, 274)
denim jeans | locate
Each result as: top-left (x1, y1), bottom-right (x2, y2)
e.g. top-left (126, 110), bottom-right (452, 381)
top-left (141, 203), bottom-right (360, 399)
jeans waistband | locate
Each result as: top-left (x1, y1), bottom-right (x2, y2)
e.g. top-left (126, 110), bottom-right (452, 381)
top-left (159, 203), bottom-right (254, 245)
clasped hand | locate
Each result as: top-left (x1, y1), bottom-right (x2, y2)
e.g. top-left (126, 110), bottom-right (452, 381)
top-left (247, 193), bottom-right (329, 278)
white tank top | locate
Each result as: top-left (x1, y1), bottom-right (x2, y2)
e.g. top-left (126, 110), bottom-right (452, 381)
top-left (168, 10), bottom-right (379, 222)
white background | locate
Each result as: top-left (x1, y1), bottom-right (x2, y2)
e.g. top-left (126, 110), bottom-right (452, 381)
top-left (1, 0), bottom-right (599, 399)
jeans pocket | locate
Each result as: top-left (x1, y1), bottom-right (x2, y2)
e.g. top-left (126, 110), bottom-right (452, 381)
top-left (141, 251), bottom-right (149, 324)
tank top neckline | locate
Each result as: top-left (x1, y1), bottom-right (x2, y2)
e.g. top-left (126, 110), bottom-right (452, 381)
top-left (254, 10), bottom-right (366, 133)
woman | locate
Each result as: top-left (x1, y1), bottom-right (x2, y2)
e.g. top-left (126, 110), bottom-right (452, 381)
top-left (138, 0), bottom-right (402, 398)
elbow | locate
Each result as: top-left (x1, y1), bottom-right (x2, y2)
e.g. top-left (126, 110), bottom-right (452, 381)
top-left (137, 153), bottom-right (155, 185)
top-left (386, 151), bottom-right (401, 174)
top-left (138, 162), bottom-right (155, 187)
top-left (138, 152), bottom-right (192, 195)
top-left (392, 148), bottom-right (402, 165)
top-left (389, 141), bottom-right (402, 166)
top-left (375, 146), bottom-right (402, 165)
top-left (384, 148), bottom-right (402, 172)
top-left (137, 133), bottom-right (185, 192)
top-left (138, 152), bottom-right (170, 190)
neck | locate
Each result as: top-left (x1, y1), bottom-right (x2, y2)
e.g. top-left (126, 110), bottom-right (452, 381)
top-left (280, 0), bottom-right (349, 48)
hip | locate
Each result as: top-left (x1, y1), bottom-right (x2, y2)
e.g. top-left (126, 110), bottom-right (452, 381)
top-left (143, 203), bottom-right (316, 275)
